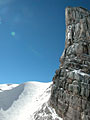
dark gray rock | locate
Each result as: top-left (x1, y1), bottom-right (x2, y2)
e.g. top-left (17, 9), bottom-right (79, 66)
top-left (50, 7), bottom-right (90, 120)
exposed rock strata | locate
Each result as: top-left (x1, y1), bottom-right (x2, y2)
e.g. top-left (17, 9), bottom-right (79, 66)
top-left (50, 7), bottom-right (90, 120)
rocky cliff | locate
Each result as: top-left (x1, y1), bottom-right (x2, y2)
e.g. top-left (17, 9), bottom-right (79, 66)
top-left (50, 7), bottom-right (90, 120)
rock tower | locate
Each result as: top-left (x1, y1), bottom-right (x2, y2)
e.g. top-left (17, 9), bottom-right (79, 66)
top-left (50, 7), bottom-right (90, 120)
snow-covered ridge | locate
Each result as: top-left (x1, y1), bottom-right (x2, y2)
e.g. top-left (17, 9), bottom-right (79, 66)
top-left (0, 84), bottom-right (19, 92)
top-left (0, 81), bottom-right (62, 120)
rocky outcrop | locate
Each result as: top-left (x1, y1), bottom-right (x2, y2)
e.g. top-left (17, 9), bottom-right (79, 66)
top-left (31, 84), bottom-right (62, 120)
top-left (50, 7), bottom-right (90, 120)
top-left (33, 102), bottom-right (62, 120)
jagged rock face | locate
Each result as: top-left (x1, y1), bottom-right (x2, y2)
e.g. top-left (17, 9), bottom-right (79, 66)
top-left (33, 102), bottom-right (62, 120)
top-left (50, 7), bottom-right (90, 120)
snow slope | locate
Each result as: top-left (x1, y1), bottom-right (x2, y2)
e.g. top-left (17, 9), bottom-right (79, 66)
top-left (0, 82), bottom-right (62, 120)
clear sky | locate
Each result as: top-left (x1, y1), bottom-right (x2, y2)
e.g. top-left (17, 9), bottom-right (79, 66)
top-left (0, 0), bottom-right (90, 84)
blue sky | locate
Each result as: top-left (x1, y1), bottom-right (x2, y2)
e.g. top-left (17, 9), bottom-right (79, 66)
top-left (0, 0), bottom-right (90, 84)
